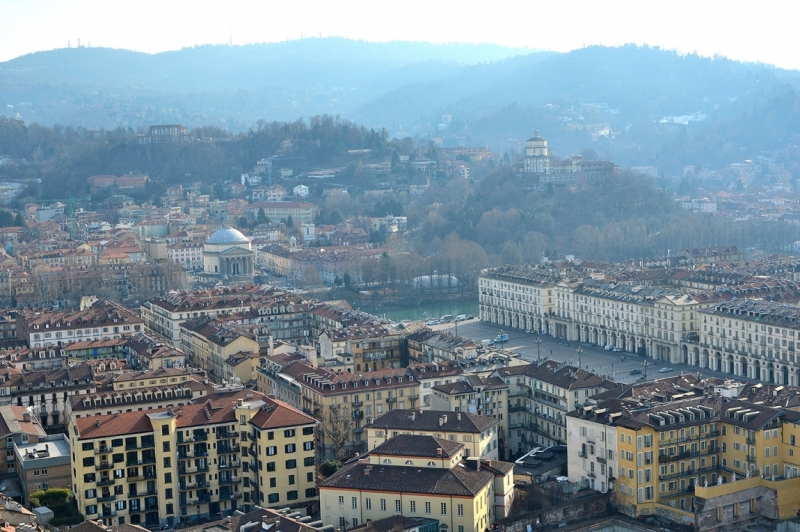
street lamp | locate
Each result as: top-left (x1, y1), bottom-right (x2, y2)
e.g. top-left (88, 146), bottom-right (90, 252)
top-left (499, 330), bottom-right (505, 350)
top-left (576, 347), bottom-right (583, 369)
top-left (535, 337), bottom-right (542, 361)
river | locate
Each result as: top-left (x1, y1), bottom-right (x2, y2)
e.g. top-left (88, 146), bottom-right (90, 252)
top-left (360, 301), bottom-right (480, 323)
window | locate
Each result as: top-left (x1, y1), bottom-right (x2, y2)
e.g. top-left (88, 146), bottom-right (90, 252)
top-left (268, 494), bottom-right (279, 503)
top-left (338, 496), bottom-right (344, 505)
top-left (267, 462), bottom-right (276, 472)
top-left (366, 498), bottom-right (372, 510)
top-left (287, 490), bottom-right (298, 500)
top-left (285, 443), bottom-right (296, 453)
top-left (380, 499), bottom-right (386, 512)
top-left (352, 497), bottom-right (358, 509)
top-left (395, 500), bottom-right (401, 512)
top-left (302, 426), bottom-right (314, 435)
top-left (303, 441), bottom-right (314, 451)
top-left (304, 456), bottom-right (314, 467)
top-left (410, 501), bottom-right (416, 513)
top-left (285, 459), bottom-right (296, 469)
top-left (425, 502), bottom-right (431, 514)
top-left (284, 429), bottom-right (296, 437)
top-left (458, 504), bottom-right (464, 516)
top-left (269, 478), bottom-right (276, 488)
top-left (267, 446), bottom-right (277, 455)
top-left (441, 502), bottom-right (447, 515)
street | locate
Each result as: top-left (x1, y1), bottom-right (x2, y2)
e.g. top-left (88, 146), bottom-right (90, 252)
top-left (433, 319), bottom-right (747, 385)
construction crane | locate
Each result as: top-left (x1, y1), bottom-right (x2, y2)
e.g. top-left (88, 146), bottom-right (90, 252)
top-left (43, 193), bottom-right (91, 240)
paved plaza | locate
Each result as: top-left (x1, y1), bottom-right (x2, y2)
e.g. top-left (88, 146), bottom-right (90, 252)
top-left (433, 319), bottom-right (752, 385)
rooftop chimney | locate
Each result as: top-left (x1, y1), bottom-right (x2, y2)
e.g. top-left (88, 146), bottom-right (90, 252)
top-left (457, 413), bottom-right (461, 421)
top-left (442, 414), bottom-right (447, 424)
top-left (436, 447), bottom-right (443, 456)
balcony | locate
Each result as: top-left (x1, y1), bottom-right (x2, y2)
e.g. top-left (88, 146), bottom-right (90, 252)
top-left (97, 479), bottom-right (114, 487)
top-left (97, 462), bottom-right (113, 470)
top-left (386, 397), bottom-right (396, 404)
top-left (354, 427), bottom-right (364, 434)
top-left (127, 474), bottom-right (145, 482)
top-left (219, 476), bottom-right (238, 485)
top-left (578, 452), bottom-right (586, 458)
top-left (140, 439), bottom-right (155, 448)
top-left (596, 456), bottom-right (606, 464)
top-left (98, 495), bottom-right (116, 503)
top-left (99, 445), bottom-right (113, 453)
top-left (352, 410), bottom-right (363, 420)
top-left (351, 400), bottom-right (363, 408)
top-left (190, 433), bottom-right (208, 442)
top-left (508, 405), bottom-right (527, 413)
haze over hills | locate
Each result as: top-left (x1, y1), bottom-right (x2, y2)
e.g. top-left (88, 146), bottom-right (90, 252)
top-left (2, 38), bottom-right (800, 172)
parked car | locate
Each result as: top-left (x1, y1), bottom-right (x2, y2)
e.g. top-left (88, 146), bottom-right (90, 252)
top-left (604, 345), bottom-right (614, 351)
top-left (494, 333), bottom-right (509, 343)
top-left (612, 347), bottom-right (622, 352)
top-left (659, 367), bottom-right (673, 373)
top-left (426, 319), bottom-right (439, 325)
top-left (481, 339), bottom-right (494, 345)
top-left (630, 369), bottom-right (642, 375)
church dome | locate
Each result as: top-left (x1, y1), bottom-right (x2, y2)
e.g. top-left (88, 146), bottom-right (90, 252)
top-left (207, 227), bottom-right (250, 245)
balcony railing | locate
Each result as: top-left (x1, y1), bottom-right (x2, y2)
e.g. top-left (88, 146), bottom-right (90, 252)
top-left (98, 495), bottom-right (116, 503)
top-left (97, 479), bottom-right (114, 487)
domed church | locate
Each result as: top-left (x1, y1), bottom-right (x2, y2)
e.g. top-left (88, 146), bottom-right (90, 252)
top-left (201, 227), bottom-right (255, 284)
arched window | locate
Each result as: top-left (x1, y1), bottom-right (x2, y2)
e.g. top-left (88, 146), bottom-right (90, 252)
top-left (383, 459), bottom-right (391, 464)
top-left (405, 460), bottom-right (413, 465)
top-left (427, 461), bottom-right (436, 467)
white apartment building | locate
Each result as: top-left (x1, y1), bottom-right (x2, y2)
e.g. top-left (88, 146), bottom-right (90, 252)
top-left (685, 300), bottom-right (800, 386)
top-left (479, 265), bottom-right (714, 363)
top-left (566, 407), bottom-right (619, 493)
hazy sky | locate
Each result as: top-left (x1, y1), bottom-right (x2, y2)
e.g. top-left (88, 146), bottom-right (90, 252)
top-left (3, 0), bottom-right (798, 70)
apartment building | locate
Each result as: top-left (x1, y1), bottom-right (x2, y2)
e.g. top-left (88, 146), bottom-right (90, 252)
top-left (0, 364), bottom-right (95, 429)
top-left (409, 362), bottom-right (464, 407)
top-left (566, 376), bottom-right (800, 528)
top-left (318, 324), bottom-right (403, 371)
top-left (430, 375), bottom-right (508, 458)
top-left (366, 409), bottom-right (501, 460)
top-left (14, 434), bottom-right (71, 504)
top-left (405, 329), bottom-right (479, 363)
top-left (684, 299), bottom-right (800, 386)
top-left (479, 264), bottom-right (714, 363)
top-left (319, 434), bottom-right (515, 531)
top-left (0, 406), bottom-right (47, 475)
top-left (495, 360), bottom-right (607, 458)
top-left (17, 300), bottom-right (144, 349)
top-left (139, 286), bottom-right (262, 341)
top-left (478, 265), bottom-right (559, 332)
top-left (279, 362), bottom-right (420, 459)
top-left (180, 318), bottom-right (259, 381)
top-left (69, 390), bottom-right (317, 528)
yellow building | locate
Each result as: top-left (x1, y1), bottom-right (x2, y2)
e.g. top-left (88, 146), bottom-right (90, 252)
top-left (180, 319), bottom-right (259, 381)
top-left (223, 351), bottom-right (259, 384)
top-left (319, 434), bottom-right (515, 532)
top-left (69, 389), bottom-right (317, 527)
top-left (609, 395), bottom-right (800, 528)
top-left (366, 409), bottom-right (501, 460)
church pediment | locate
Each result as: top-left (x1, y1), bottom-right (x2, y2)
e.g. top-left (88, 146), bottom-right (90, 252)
top-left (218, 246), bottom-right (254, 256)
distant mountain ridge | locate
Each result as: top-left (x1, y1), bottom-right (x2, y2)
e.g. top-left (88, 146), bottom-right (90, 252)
top-left (2, 39), bottom-right (800, 171)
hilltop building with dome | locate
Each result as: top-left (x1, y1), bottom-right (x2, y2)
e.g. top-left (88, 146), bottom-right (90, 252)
top-left (200, 227), bottom-right (255, 285)
top-left (522, 130), bottom-right (619, 186)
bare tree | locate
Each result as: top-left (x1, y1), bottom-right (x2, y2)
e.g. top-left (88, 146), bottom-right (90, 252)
top-left (321, 404), bottom-right (354, 460)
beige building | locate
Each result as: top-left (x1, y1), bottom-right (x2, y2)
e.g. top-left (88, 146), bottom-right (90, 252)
top-left (277, 362), bottom-right (420, 459)
top-left (180, 319), bottom-right (259, 381)
top-left (14, 434), bottom-right (71, 505)
top-left (366, 409), bottom-right (501, 460)
top-left (430, 375), bottom-right (509, 457)
top-left (319, 434), bottom-right (515, 531)
top-left (494, 360), bottom-right (607, 458)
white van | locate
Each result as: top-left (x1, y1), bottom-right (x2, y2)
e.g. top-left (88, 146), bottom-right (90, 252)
top-left (455, 314), bottom-right (467, 322)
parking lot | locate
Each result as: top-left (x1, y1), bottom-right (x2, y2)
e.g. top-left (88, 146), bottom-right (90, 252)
top-left (433, 318), bottom-right (741, 385)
